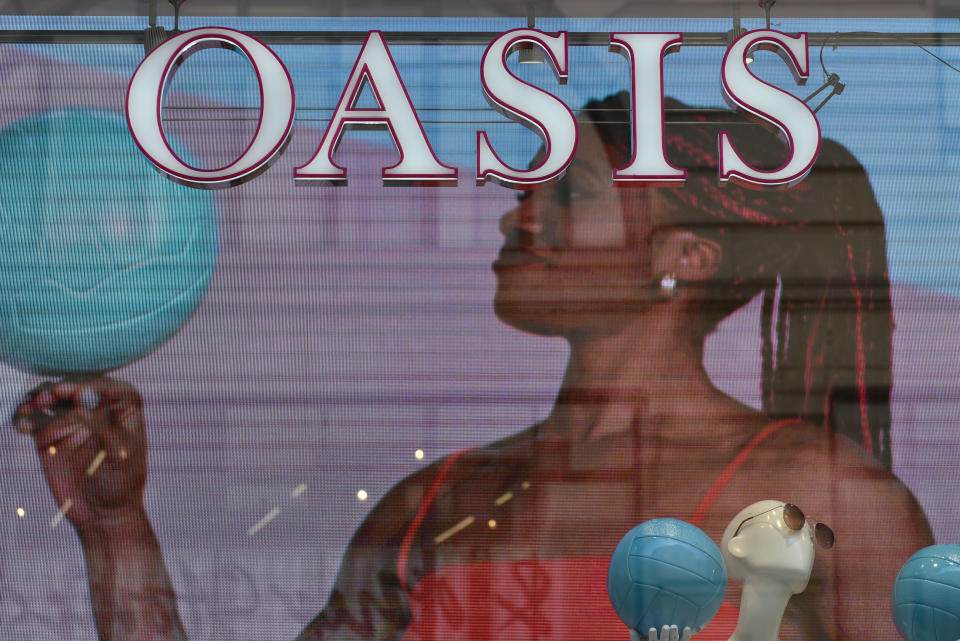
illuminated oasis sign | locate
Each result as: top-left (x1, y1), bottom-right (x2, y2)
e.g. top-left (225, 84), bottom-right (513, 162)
top-left (126, 27), bottom-right (821, 190)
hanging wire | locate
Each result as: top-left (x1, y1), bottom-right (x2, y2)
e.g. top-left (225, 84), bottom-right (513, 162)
top-left (820, 30), bottom-right (960, 76)
top-left (808, 30), bottom-right (960, 112)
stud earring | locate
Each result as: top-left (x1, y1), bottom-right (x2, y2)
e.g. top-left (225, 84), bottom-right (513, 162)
top-left (659, 274), bottom-right (678, 297)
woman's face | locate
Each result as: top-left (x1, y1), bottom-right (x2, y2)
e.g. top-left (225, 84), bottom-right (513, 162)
top-left (492, 123), bottom-right (670, 337)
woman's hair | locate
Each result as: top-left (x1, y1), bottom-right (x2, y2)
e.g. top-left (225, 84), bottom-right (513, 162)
top-left (581, 91), bottom-right (893, 468)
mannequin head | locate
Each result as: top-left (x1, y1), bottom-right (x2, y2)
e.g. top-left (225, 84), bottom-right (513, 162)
top-left (721, 500), bottom-right (816, 594)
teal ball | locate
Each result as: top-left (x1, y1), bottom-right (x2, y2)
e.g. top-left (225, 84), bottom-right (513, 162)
top-left (607, 518), bottom-right (727, 636)
top-left (892, 545), bottom-right (960, 641)
top-left (0, 109), bottom-right (216, 374)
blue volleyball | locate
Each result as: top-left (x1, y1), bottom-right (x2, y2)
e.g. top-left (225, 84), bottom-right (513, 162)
top-left (892, 544), bottom-right (960, 641)
top-left (607, 518), bottom-right (727, 636)
top-left (0, 109), bottom-right (216, 375)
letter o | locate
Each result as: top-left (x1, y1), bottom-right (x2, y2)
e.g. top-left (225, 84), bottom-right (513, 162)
top-left (126, 27), bottom-right (295, 189)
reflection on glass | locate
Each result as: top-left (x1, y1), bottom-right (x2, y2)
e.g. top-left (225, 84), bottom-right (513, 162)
top-left (10, 91), bottom-right (935, 641)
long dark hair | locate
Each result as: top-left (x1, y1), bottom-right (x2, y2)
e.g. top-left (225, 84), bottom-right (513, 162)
top-left (582, 92), bottom-right (893, 468)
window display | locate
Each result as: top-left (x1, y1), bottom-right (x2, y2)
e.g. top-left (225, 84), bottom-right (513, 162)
top-left (0, 15), bottom-right (957, 641)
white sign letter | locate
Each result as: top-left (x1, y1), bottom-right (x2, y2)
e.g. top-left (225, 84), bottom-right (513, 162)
top-left (719, 30), bottom-right (821, 187)
top-left (126, 27), bottom-right (295, 189)
top-left (295, 31), bottom-right (456, 185)
top-left (476, 29), bottom-right (577, 188)
top-left (609, 33), bottom-right (685, 182)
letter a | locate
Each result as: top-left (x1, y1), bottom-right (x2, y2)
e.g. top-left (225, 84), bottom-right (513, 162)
top-left (295, 31), bottom-right (457, 185)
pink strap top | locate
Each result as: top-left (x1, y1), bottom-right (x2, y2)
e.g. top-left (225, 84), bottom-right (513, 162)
top-left (396, 418), bottom-right (799, 641)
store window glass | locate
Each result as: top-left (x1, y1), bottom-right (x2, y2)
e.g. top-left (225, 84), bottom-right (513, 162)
top-left (0, 13), bottom-right (958, 641)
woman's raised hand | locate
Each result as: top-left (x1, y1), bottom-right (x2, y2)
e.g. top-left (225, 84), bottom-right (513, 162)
top-left (11, 377), bottom-right (147, 531)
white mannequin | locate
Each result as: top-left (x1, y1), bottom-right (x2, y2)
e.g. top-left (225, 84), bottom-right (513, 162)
top-left (721, 500), bottom-right (816, 641)
top-left (623, 501), bottom-right (816, 641)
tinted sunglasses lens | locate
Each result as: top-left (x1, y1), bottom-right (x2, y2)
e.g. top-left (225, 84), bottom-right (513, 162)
top-left (815, 523), bottom-right (835, 549)
top-left (782, 503), bottom-right (805, 531)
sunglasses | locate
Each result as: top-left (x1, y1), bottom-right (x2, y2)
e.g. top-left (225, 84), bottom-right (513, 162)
top-left (733, 503), bottom-right (835, 549)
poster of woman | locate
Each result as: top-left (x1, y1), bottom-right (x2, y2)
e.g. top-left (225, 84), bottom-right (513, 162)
top-left (0, 14), bottom-right (958, 641)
